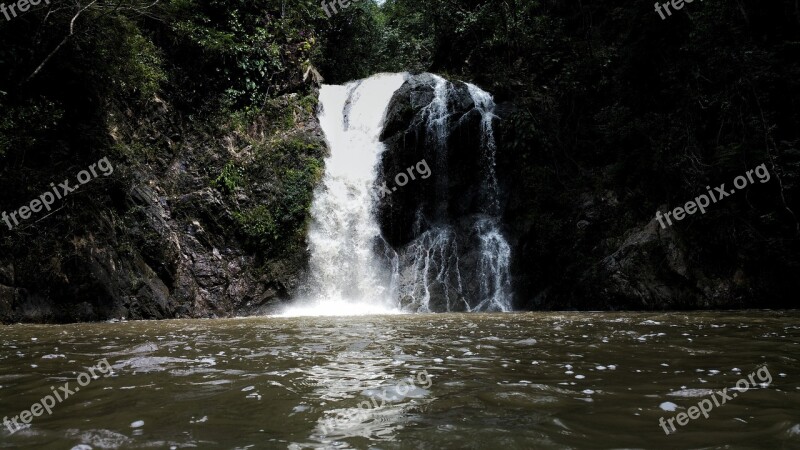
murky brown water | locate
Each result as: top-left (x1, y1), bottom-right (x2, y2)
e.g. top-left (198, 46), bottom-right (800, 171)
top-left (1, 311), bottom-right (798, 449)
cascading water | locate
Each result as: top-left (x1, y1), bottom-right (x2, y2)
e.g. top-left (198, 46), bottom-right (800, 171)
top-left (399, 226), bottom-right (465, 312)
top-left (397, 78), bottom-right (512, 313)
top-left (426, 75), bottom-right (453, 219)
top-left (466, 83), bottom-right (501, 216)
top-left (280, 73), bottom-right (407, 316)
top-left (467, 83), bottom-right (512, 312)
top-left (280, 73), bottom-right (512, 316)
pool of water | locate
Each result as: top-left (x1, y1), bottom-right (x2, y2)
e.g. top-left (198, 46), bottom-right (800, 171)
top-left (0, 311), bottom-right (798, 449)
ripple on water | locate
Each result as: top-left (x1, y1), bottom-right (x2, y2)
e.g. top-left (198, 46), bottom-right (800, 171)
top-left (478, 391), bottom-right (562, 407)
top-left (113, 356), bottom-right (192, 373)
top-left (66, 429), bottom-right (132, 448)
top-left (667, 388), bottom-right (715, 398)
top-left (0, 311), bottom-right (797, 449)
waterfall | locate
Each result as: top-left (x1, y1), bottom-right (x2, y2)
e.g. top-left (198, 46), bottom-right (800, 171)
top-left (280, 73), bottom-right (512, 316)
top-left (279, 73), bottom-right (407, 317)
top-left (467, 83), bottom-right (512, 312)
top-left (466, 83), bottom-right (501, 216)
top-left (399, 226), bottom-right (465, 312)
top-left (395, 75), bottom-right (463, 312)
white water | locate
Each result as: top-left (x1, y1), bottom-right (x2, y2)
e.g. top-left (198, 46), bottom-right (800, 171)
top-left (473, 217), bottom-right (512, 312)
top-left (280, 73), bottom-right (512, 316)
top-left (279, 73), bottom-right (407, 317)
top-left (466, 83), bottom-right (501, 216)
top-left (392, 76), bottom-right (464, 312)
top-left (425, 75), bottom-right (452, 219)
top-left (399, 226), bottom-right (465, 312)
top-left (467, 83), bottom-right (512, 311)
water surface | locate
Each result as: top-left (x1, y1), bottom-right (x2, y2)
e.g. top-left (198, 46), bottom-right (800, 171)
top-left (1, 311), bottom-right (798, 449)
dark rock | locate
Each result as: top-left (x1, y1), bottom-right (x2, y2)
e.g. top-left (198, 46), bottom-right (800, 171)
top-left (378, 73), bottom-right (488, 248)
top-left (377, 73), bottom-right (512, 311)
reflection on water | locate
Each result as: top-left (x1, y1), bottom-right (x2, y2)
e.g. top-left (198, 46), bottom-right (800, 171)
top-left (0, 311), bottom-right (798, 449)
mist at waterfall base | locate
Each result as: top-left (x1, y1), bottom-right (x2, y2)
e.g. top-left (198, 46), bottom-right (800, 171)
top-left (278, 73), bottom-right (513, 317)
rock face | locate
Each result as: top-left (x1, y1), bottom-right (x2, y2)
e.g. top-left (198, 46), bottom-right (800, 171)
top-left (497, 147), bottom-right (756, 310)
top-left (0, 92), bottom-right (322, 324)
top-left (581, 218), bottom-right (698, 309)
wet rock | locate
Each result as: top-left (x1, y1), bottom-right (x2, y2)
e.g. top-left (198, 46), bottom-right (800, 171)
top-left (378, 73), bottom-right (488, 248)
top-left (377, 73), bottom-right (511, 311)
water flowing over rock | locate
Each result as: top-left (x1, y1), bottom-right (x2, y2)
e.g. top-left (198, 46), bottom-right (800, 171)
top-left (288, 72), bottom-right (513, 315)
top-left (378, 74), bottom-right (512, 312)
